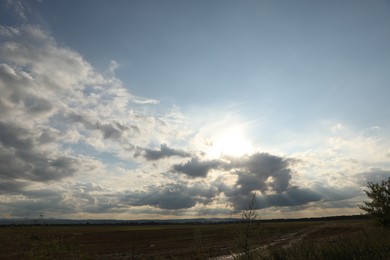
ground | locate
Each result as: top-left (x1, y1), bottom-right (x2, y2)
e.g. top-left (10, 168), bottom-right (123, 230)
top-left (0, 218), bottom-right (389, 259)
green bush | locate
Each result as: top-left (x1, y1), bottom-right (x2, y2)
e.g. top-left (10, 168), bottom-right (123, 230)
top-left (359, 177), bottom-right (390, 227)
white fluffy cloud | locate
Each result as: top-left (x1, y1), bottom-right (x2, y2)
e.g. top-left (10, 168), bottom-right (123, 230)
top-left (0, 25), bottom-right (192, 217)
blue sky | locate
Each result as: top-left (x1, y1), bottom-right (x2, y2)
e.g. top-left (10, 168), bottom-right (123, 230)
top-left (0, 0), bottom-right (390, 220)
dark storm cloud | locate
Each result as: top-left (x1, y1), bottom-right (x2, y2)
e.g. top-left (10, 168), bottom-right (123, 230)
top-left (142, 144), bottom-right (191, 161)
top-left (124, 183), bottom-right (218, 210)
top-left (172, 157), bottom-right (221, 178)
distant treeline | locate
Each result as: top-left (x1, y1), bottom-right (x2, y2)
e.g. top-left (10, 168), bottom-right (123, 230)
top-left (254, 214), bottom-right (370, 223)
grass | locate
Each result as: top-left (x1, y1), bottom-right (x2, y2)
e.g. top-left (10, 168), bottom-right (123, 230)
top-left (264, 225), bottom-right (390, 259)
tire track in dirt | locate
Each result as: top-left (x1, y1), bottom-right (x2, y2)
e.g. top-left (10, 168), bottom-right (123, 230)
top-left (212, 224), bottom-right (327, 260)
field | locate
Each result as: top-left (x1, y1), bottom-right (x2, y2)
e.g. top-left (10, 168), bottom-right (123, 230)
top-left (1, 218), bottom-right (390, 259)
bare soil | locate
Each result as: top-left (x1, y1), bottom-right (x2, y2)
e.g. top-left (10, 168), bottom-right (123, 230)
top-left (0, 219), bottom-right (372, 259)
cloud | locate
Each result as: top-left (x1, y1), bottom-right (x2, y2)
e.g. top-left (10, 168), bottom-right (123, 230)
top-left (0, 180), bottom-right (29, 194)
top-left (4, 0), bottom-right (28, 21)
top-left (66, 112), bottom-right (140, 140)
top-left (256, 187), bottom-right (322, 208)
top-left (172, 152), bottom-right (294, 189)
top-left (356, 168), bottom-right (390, 186)
top-left (140, 144), bottom-right (191, 161)
top-left (0, 121), bottom-right (82, 182)
top-left (221, 183), bottom-right (361, 213)
top-left (226, 153), bottom-right (295, 194)
top-left (210, 153), bottom-right (313, 211)
top-left (168, 152), bottom-right (316, 212)
top-left (109, 60), bottom-right (119, 75)
top-left (0, 181), bottom-right (124, 217)
top-left (0, 23), bottom-right (377, 219)
top-left (123, 182), bottom-right (218, 210)
top-left (0, 121), bottom-right (34, 150)
top-left (0, 25), bottom-right (168, 197)
top-left (255, 185), bottom-right (358, 210)
top-left (172, 157), bottom-right (222, 178)
top-left (0, 24), bottom-right (203, 218)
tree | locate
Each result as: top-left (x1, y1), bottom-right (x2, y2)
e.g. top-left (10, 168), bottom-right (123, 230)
top-left (235, 193), bottom-right (258, 260)
top-left (359, 177), bottom-right (390, 227)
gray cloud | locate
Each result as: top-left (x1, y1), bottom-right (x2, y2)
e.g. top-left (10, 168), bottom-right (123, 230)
top-left (167, 152), bottom-right (306, 212)
top-left (0, 121), bottom-right (81, 182)
top-left (0, 121), bottom-right (34, 150)
top-left (212, 153), bottom-right (316, 212)
top-left (256, 187), bottom-right (322, 208)
top-left (172, 157), bottom-right (221, 178)
top-left (221, 184), bottom-right (359, 212)
top-left (0, 148), bottom-right (78, 182)
top-left (0, 180), bottom-right (29, 194)
top-left (314, 185), bottom-right (361, 203)
top-left (67, 112), bottom-right (139, 140)
top-left (1, 187), bottom-right (70, 217)
top-left (124, 182), bottom-right (218, 210)
top-left (167, 152), bottom-right (302, 211)
top-left (172, 153), bottom-right (294, 192)
top-left (225, 153), bottom-right (294, 194)
top-left (0, 181), bottom-right (124, 217)
top-left (141, 144), bottom-right (191, 161)
top-left (38, 128), bottom-right (60, 144)
top-left (356, 168), bottom-right (390, 186)
top-left (25, 96), bottom-right (53, 115)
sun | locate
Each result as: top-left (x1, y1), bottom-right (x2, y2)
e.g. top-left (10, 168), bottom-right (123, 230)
top-left (206, 125), bottom-right (252, 158)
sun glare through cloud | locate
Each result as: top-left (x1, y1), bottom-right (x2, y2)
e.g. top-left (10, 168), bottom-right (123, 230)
top-left (206, 125), bottom-right (253, 158)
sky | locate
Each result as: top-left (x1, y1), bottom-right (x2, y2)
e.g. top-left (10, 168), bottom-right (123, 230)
top-left (0, 0), bottom-right (390, 220)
